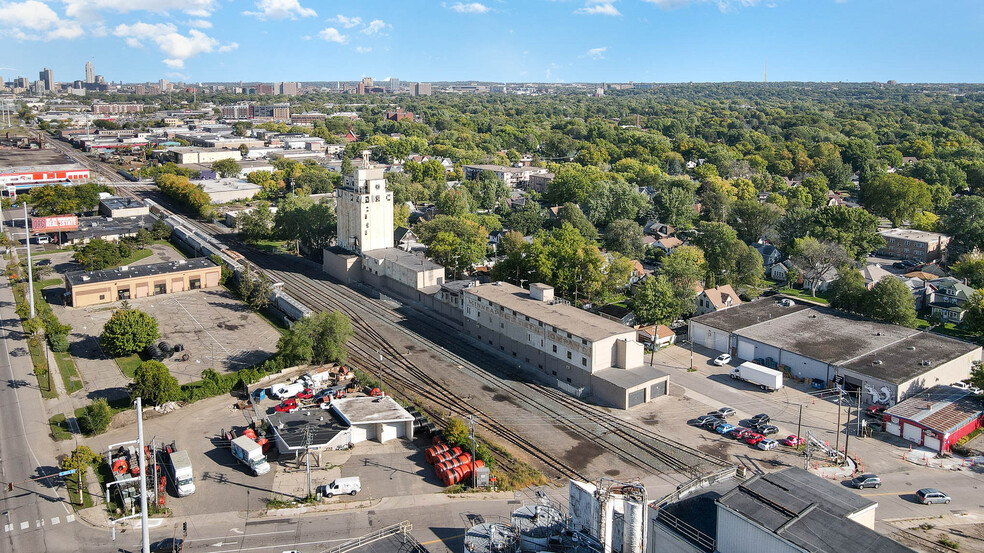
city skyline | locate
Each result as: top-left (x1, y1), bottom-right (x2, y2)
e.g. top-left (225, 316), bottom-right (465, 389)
top-left (0, 0), bottom-right (981, 84)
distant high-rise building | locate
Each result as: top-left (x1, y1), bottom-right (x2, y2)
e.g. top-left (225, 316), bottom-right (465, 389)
top-left (412, 82), bottom-right (432, 96)
top-left (95, 75), bottom-right (105, 85)
top-left (39, 68), bottom-right (53, 92)
top-left (361, 77), bottom-right (373, 90)
top-left (33, 80), bottom-right (45, 94)
top-left (159, 78), bottom-right (170, 92)
top-left (85, 61), bottom-right (94, 84)
top-left (14, 77), bottom-right (29, 89)
top-left (387, 77), bottom-right (400, 92)
top-left (278, 81), bottom-right (299, 96)
top-left (255, 83), bottom-right (275, 95)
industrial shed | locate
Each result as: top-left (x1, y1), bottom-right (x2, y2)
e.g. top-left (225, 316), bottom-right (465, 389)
top-left (591, 366), bottom-right (669, 409)
top-left (882, 386), bottom-right (984, 454)
top-left (331, 396), bottom-right (414, 444)
top-left (689, 299), bottom-right (982, 404)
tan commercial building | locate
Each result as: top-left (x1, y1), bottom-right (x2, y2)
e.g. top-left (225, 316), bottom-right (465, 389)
top-left (65, 258), bottom-right (221, 307)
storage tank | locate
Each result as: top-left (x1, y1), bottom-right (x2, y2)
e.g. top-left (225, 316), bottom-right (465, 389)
top-left (463, 522), bottom-right (516, 553)
top-left (622, 496), bottom-right (644, 553)
top-left (511, 503), bottom-right (564, 552)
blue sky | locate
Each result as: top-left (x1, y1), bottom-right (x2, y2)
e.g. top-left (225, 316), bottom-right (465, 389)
top-left (0, 0), bottom-right (982, 84)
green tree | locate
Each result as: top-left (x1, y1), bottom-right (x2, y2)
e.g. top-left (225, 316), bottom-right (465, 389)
top-left (733, 241), bottom-right (765, 288)
top-left (465, 171), bottom-right (509, 211)
top-left (507, 201), bottom-right (546, 236)
top-left (129, 360), bottom-right (181, 405)
top-left (962, 291), bottom-right (984, 336)
top-left (604, 219), bottom-right (644, 259)
top-left (238, 143), bottom-right (250, 159)
top-left (584, 180), bottom-right (649, 227)
top-left (801, 174), bottom-right (830, 208)
top-left (236, 203), bottom-right (274, 242)
top-left (237, 265), bottom-right (272, 311)
top-left (865, 276), bottom-right (917, 327)
top-left (661, 245), bottom-right (705, 315)
top-left (790, 237), bottom-right (851, 296)
top-left (211, 158), bottom-right (242, 179)
top-left (811, 206), bottom-right (885, 262)
top-left (632, 274), bottom-right (677, 326)
top-left (75, 237), bottom-right (126, 271)
top-left (652, 179), bottom-right (698, 230)
top-left (952, 253), bottom-right (984, 289)
top-left (61, 444), bottom-right (98, 472)
top-left (436, 187), bottom-right (472, 217)
top-left (417, 216), bottom-right (488, 277)
top-left (79, 400), bottom-right (112, 435)
top-left (828, 269), bottom-right (867, 313)
top-left (862, 174), bottom-right (932, 226)
top-left (727, 200), bottom-right (783, 244)
top-left (99, 304), bottom-right (159, 357)
top-left (692, 221), bottom-right (740, 287)
top-left (279, 311), bottom-right (353, 366)
top-left (942, 196), bottom-right (984, 259)
top-left (555, 202), bottom-right (598, 241)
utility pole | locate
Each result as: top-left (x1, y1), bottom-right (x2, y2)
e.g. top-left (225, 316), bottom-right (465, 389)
top-left (834, 391), bottom-right (843, 464)
top-left (135, 397), bottom-right (150, 553)
top-left (468, 415), bottom-right (477, 489)
top-left (844, 399), bottom-right (852, 468)
top-left (304, 424), bottom-right (313, 499)
top-left (23, 202), bottom-right (34, 318)
top-left (795, 404), bottom-right (803, 441)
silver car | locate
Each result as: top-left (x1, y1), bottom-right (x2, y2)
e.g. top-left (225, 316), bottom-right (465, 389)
top-left (917, 488), bottom-right (951, 505)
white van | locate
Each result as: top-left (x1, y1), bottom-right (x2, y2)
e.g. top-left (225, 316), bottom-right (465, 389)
top-left (323, 476), bottom-right (361, 497)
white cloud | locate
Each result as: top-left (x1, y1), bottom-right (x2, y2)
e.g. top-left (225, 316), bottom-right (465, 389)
top-left (447, 2), bottom-right (489, 14)
top-left (642, 0), bottom-right (762, 11)
top-left (113, 22), bottom-right (235, 66)
top-left (187, 18), bottom-right (212, 28)
top-left (575, 1), bottom-right (621, 16)
top-left (242, 0), bottom-right (316, 20)
top-left (63, 0), bottom-right (218, 18)
top-left (586, 46), bottom-right (607, 59)
top-left (165, 71), bottom-right (190, 80)
top-left (328, 14), bottom-right (361, 28)
top-left (362, 19), bottom-right (389, 35)
top-left (318, 27), bottom-right (347, 43)
top-left (355, 46), bottom-right (372, 54)
top-left (0, 1), bottom-right (84, 40)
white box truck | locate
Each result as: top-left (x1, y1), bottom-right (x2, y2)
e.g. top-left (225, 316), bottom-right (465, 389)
top-left (230, 435), bottom-right (270, 476)
top-left (168, 449), bottom-right (196, 497)
top-left (270, 382), bottom-right (305, 400)
top-left (323, 476), bottom-right (361, 497)
top-left (730, 362), bottom-right (783, 391)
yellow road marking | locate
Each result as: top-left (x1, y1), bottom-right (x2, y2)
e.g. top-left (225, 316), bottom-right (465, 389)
top-left (420, 533), bottom-right (466, 545)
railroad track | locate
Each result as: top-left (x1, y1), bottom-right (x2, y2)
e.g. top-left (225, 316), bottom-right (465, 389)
top-left (128, 190), bottom-right (730, 481)
top-left (43, 136), bottom-right (128, 183)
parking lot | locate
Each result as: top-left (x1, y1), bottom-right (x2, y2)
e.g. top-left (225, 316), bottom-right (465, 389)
top-left (626, 342), bottom-right (984, 537)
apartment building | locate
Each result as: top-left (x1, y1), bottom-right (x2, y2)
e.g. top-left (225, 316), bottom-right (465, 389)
top-left (877, 228), bottom-right (951, 263)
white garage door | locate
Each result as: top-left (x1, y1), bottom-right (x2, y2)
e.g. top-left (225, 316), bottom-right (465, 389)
top-left (378, 423), bottom-right (399, 443)
top-left (924, 436), bottom-right (941, 452)
top-left (737, 341), bottom-right (755, 361)
top-left (903, 423), bottom-right (923, 444)
top-left (885, 422), bottom-right (901, 436)
top-left (350, 425), bottom-right (368, 443)
top-left (713, 332), bottom-right (729, 352)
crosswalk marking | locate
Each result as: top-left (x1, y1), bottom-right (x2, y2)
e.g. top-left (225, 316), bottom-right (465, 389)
top-left (65, 515), bottom-right (74, 523)
top-left (19, 522), bottom-right (28, 530)
top-left (35, 519), bottom-right (42, 528)
top-left (50, 517), bottom-right (59, 525)
top-left (4, 524), bottom-right (11, 532)
top-left (3, 514), bottom-right (74, 534)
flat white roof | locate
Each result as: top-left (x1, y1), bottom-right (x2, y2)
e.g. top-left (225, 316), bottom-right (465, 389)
top-left (331, 396), bottom-right (414, 426)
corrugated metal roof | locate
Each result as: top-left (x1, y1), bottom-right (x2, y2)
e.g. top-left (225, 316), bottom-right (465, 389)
top-left (885, 385), bottom-right (983, 435)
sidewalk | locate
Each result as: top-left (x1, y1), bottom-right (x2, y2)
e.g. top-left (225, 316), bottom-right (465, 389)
top-left (902, 447), bottom-right (984, 470)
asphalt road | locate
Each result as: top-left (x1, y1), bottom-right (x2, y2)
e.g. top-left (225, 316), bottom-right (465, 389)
top-left (0, 258), bottom-right (80, 553)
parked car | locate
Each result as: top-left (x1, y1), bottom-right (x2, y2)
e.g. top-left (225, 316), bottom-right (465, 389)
top-left (150, 538), bottom-right (184, 553)
top-left (274, 399), bottom-right (298, 413)
top-left (295, 388), bottom-right (315, 400)
top-left (850, 474), bottom-right (882, 489)
top-left (780, 435), bottom-right (805, 447)
top-left (916, 488), bottom-right (951, 504)
top-left (744, 433), bottom-right (765, 445)
top-left (716, 407), bottom-right (736, 418)
top-left (864, 405), bottom-right (887, 418)
top-left (713, 354), bottom-right (732, 366)
top-left (700, 417), bottom-right (724, 429)
top-left (757, 439), bottom-right (778, 451)
top-left (757, 424), bottom-right (779, 436)
top-left (727, 427), bottom-right (752, 440)
top-left (716, 423), bottom-right (737, 435)
top-left (694, 415), bottom-right (718, 426)
top-left (750, 413), bottom-right (770, 425)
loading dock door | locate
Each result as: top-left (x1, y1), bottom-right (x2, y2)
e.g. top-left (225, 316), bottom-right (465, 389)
top-left (885, 422), bottom-right (901, 436)
top-left (713, 332), bottom-right (729, 352)
top-left (903, 423), bottom-right (922, 444)
top-left (924, 435), bottom-right (941, 452)
top-left (627, 389), bottom-right (646, 408)
top-left (650, 381), bottom-right (667, 398)
top-left (737, 341), bottom-right (755, 361)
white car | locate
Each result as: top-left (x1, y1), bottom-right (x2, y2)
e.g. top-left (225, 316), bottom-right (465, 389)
top-left (757, 439), bottom-right (778, 451)
top-left (713, 354), bottom-right (732, 366)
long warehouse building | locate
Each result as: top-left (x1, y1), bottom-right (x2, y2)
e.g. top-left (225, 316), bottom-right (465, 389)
top-left (689, 299), bottom-right (981, 405)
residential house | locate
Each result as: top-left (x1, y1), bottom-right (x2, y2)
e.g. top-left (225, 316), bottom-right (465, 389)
top-left (629, 259), bottom-right (647, 285)
top-left (655, 236), bottom-right (683, 253)
top-left (877, 228), bottom-right (951, 263)
top-left (462, 164), bottom-right (548, 187)
top-left (597, 304), bottom-right (636, 326)
top-left (527, 172), bottom-right (554, 194)
top-left (641, 235), bottom-right (657, 249)
top-left (637, 324), bottom-right (676, 348)
top-left (643, 221), bottom-right (675, 238)
top-left (752, 243), bottom-right (782, 270)
top-left (802, 266), bottom-right (839, 293)
top-left (862, 263), bottom-right (894, 289)
top-left (342, 130), bottom-right (359, 143)
top-left (394, 227), bottom-right (424, 252)
top-left (694, 285), bottom-right (741, 316)
top-left (896, 275), bottom-right (927, 310)
top-left (927, 277), bottom-right (975, 322)
top-left (771, 260), bottom-right (793, 282)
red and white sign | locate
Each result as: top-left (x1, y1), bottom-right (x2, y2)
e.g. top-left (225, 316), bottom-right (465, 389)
top-left (31, 215), bottom-right (79, 232)
top-left (0, 169), bottom-right (90, 187)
